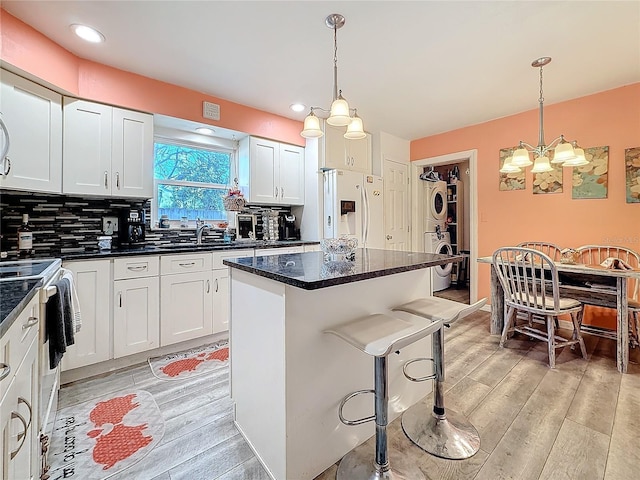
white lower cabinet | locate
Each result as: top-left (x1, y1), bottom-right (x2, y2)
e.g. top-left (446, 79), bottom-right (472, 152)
top-left (160, 270), bottom-right (213, 346)
top-left (113, 277), bottom-right (159, 358)
top-left (62, 260), bottom-right (111, 371)
top-left (213, 269), bottom-right (230, 334)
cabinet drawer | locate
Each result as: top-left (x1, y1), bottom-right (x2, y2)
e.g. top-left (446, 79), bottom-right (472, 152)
top-left (212, 249), bottom-right (254, 269)
top-left (114, 256), bottom-right (159, 279)
top-left (0, 295), bottom-right (39, 399)
top-left (255, 246), bottom-right (303, 256)
top-left (161, 253), bottom-right (212, 274)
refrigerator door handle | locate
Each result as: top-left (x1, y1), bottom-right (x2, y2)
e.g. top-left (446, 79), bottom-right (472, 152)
top-left (362, 182), bottom-right (369, 246)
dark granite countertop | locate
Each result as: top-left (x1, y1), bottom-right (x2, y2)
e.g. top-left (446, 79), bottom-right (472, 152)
top-left (0, 278), bottom-right (42, 337)
top-left (223, 249), bottom-right (464, 290)
top-left (2, 240), bottom-right (319, 261)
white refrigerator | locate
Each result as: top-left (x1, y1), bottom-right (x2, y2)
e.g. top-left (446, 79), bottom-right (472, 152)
top-left (323, 169), bottom-right (385, 249)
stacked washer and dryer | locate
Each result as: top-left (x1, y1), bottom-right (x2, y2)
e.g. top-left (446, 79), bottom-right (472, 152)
top-left (424, 180), bottom-right (454, 291)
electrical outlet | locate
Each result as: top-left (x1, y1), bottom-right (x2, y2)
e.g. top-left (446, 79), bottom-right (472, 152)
top-left (102, 216), bottom-right (118, 234)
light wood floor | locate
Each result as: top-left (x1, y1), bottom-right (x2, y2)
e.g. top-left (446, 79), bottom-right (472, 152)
top-left (55, 312), bottom-right (640, 480)
top-left (434, 285), bottom-right (470, 304)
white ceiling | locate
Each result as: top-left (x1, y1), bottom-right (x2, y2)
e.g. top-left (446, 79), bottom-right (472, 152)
top-left (3, 1), bottom-right (639, 141)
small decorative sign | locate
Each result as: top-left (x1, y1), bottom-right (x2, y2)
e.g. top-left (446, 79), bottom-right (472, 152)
top-left (572, 146), bottom-right (609, 199)
top-left (625, 147), bottom-right (640, 203)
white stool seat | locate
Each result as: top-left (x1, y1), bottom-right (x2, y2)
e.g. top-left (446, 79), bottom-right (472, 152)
top-left (325, 313), bottom-right (444, 357)
top-left (393, 297), bottom-right (487, 325)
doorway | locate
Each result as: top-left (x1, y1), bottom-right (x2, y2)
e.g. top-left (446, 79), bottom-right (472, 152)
top-left (383, 159), bottom-right (410, 250)
top-left (411, 150), bottom-right (478, 304)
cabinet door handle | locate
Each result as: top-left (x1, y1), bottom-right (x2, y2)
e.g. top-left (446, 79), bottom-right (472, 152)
top-left (22, 316), bottom-right (38, 330)
top-left (118, 292), bottom-right (122, 308)
top-left (178, 262), bottom-right (196, 268)
top-left (127, 265), bottom-right (147, 271)
top-left (104, 171), bottom-right (109, 189)
top-left (0, 363), bottom-right (10, 381)
top-left (17, 397), bottom-right (32, 430)
top-left (206, 279), bottom-right (210, 293)
top-left (116, 172), bottom-right (120, 189)
top-left (10, 411), bottom-right (28, 459)
top-left (1, 157), bottom-right (11, 176)
top-left (275, 186), bottom-right (279, 197)
top-left (215, 278), bottom-right (219, 292)
top-left (281, 187), bottom-right (284, 198)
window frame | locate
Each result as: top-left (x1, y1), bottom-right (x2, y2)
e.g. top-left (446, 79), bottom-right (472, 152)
top-left (151, 135), bottom-right (236, 229)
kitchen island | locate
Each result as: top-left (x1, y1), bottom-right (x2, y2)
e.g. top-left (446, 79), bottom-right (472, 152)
top-left (224, 248), bottom-right (462, 480)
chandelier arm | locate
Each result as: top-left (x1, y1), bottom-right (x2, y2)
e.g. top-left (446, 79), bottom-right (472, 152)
top-left (518, 141), bottom-right (537, 152)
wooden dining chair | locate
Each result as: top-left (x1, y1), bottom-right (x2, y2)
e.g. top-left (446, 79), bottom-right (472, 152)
top-left (517, 241), bottom-right (563, 261)
top-left (493, 247), bottom-right (587, 368)
top-left (575, 245), bottom-right (640, 348)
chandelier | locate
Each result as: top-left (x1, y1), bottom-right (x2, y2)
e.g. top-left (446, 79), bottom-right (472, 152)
top-left (300, 14), bottom-right (366, 140)
top-left (500, 57), bottom-right (588, 174)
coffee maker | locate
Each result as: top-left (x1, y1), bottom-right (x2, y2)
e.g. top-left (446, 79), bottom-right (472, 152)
top-left (279, 213), bottom-right (299, 240)
top-left (118, 209), bottom-right (146, 247)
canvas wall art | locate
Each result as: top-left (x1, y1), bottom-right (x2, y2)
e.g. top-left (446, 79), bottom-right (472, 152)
top-left (499, 148), bottom-right (525, 191)
top-left (625, 147), bottom-right (640, 203)
top-left (572, 146), bottom-right (609, 199)
top-left (533, 152), bottom-right (562, 194)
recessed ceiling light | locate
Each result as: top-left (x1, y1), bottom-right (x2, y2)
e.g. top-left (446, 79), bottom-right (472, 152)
top-left (195, 127), bottom-right (215, 135)
top-left (290, 103), bottom-right (306, 113)
top-left (70, 24), bottom-right (105, 43)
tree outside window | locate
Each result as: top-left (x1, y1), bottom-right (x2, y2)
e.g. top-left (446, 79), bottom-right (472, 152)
top-left (154, 141), bottom-right (232, 222)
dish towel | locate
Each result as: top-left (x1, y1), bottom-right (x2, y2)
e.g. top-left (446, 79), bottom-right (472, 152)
top-left (61, 267), bottom-right (82, 333)
top-left (600, 257), bottom-right (633, 270)
top-left (46, 278), bottom-right (75, 369)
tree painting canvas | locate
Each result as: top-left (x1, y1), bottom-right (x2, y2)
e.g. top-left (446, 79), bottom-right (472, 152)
top-left (533, 151), bottom-right (562, 194)
top-left (499, 148), bottom-right (525, 191)
top-left (572, 146), bottom-right (609, 199)
top-left (625, 147), bottom-right (640, 203)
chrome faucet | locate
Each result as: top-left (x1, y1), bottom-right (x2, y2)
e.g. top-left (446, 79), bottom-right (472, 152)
top-left (196, 223), bottom-right (211, 244)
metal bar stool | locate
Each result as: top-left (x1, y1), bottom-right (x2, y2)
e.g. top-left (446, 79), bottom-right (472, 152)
top-left (392, 297), bottom-right (487, 460)
top-left (325, 313), bottom-right (444, 480)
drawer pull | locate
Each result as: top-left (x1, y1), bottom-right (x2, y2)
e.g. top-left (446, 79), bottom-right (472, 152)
top-left (127, 265), bottom-right (148, 271)
top-left (18, 397), bottom-right (32, 429)
top-left (23, 316), bottom-right (38, 330)
top-left (0, 363), bottom-right (10, 381)
top-left (10, 411), bottom-right (28, 459)
top-left (178, 262), bottom-right (196, 268)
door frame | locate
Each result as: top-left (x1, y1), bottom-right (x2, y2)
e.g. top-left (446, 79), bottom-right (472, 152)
top-left (383, 158), bottom-right (410, 250)
top-left (410, 149), bottom-right (478, 303)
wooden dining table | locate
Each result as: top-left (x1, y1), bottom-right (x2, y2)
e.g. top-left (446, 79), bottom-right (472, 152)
top-left (478, 256), bottom-right (640, 373)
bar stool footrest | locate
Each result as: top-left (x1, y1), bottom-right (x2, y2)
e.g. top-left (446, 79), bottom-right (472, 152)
top-left (403, 357), bottom-right (436, 382)
top-left (338, 389), bottom-right (376, 426)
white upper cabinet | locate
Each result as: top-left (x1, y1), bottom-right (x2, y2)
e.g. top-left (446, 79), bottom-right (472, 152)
top-left (238, 136), bottom-right (305, 206)
top-left (0, 69), bottom-right (63, 193)
top-left (321, 123), bottom-right (371, 174)
top-left (63, 98), bottom-right (153, 198)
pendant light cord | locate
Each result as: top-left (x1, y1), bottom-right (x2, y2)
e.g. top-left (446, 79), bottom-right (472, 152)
top-left (333, 23), bottom-right (339, 101)
top-left (537, 64), bottom-right (546, 148)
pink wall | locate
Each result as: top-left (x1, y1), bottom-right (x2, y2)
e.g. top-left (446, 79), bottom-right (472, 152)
top-left (411, 83), bottom-right (640, 326)
top-left (0, 10), bottom-right (304, 146)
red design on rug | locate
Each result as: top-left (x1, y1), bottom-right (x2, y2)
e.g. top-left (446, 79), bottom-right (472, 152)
top-left (92, 423), bottom-right (153, 470)
top-left (89, 394), bottom-right (139, 427)
top-left (160, 357), bottom-right (205, 377)
top-left (205, 347), bottom-right (229, 362)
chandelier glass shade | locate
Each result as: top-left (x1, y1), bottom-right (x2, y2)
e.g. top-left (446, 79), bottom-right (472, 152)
top-left (508, 57), bottom-right (586, 172)
top-left (300, 14), bottom-right (366, 140)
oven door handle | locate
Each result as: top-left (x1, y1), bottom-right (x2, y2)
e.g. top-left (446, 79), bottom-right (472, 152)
top-left (39, 285), bottom-right (57, 303)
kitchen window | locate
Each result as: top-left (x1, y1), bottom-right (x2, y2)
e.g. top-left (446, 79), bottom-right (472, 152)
top-left (153, 139), bottom-right (233, 225)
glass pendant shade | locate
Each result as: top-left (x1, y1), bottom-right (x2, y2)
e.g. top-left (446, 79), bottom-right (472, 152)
top-left (300, 112), bottom-right (324, 138)
top-left (511, 147), bottom-right (533, 167)
top-left (500, 155), bottom-right (521, 173)
top-left (531, 155), bottom-right (554, 173)
top-left (344, 115), bottom-right (366, 139)
top-left (327, 95), bottom-right (351, 126)
top-left (551, 141), bottom-right (577, 163)
top-left (563, 147), bottom-right (588, 167)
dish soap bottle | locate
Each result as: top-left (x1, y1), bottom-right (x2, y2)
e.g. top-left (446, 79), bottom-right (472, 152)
top-left (18, 214), bottom-right (33, 255)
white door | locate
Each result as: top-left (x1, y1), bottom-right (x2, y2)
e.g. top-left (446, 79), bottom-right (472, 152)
top-left (212, 269), bottom-right (229, 334)
top-left (62, 260), bottom-right (111, 370)
top-left (62, 99), bottom-right (113, 196)
top-left (278, 144), bottom-right (304, 205)
top-left (112, 107), bottom-right (154, 198)
top-left (384, 160), bottom-right (410, 250)
top-left (113, 277), bottom-right (159, 357)
top-left (0, 70), bottom-right (62, 193)
top-left (161, 271), bottom-right (213, 346)
top-left (249, 137), bottom-right (278, 204)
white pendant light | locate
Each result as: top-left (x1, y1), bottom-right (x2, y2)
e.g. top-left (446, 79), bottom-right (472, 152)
top-left (531, 155), bottom-right (554, 173)
top-left (300, 14), bottom-right (364, 139)
top-left (301, 109), bottom-right (324, 138)
top-left (563, 144), bottom-right (589, 167)
top-left (344, 112), bottom-right (366, 139)
top-left (500, 154), bottom-right (522, 173)
top-left (511, 147), bottom-right (533, 167)
top-left (551, 137), bottom-right (577, 163)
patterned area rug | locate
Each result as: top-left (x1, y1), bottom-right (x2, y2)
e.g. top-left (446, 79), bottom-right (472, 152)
top-left (49, 390), bottom-right (164, 480)
top-left (148, 341), bottom-right (229, 381)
